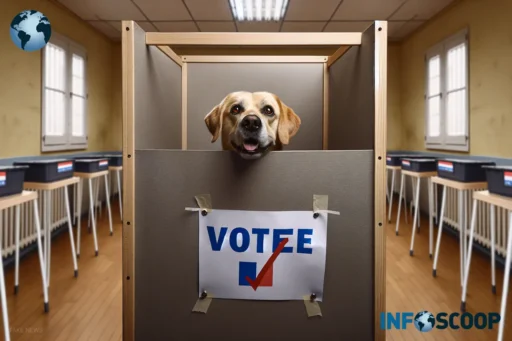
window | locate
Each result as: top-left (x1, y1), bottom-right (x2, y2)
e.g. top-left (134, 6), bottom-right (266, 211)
top-left (42, 32), bottom-right (87, 151)
top-left (425, 29), bottom-right (468, 151)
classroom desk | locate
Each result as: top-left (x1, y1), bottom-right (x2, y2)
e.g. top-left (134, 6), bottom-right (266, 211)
top-left (0, 191), bottom-right (49, 341)
top-left (460, 190), bottom-right (512, 341)
top-left (24, 177), bottom-right (79, 287)
top-left (396, 170), bottom-right (437, 257)
top-left (431, 176), bottom-right (488, 287)
top-left (387, 165), bottom-right (403, 223)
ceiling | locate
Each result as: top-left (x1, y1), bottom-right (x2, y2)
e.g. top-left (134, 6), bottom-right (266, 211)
top-left (56, 0), bottom-right (455, 42)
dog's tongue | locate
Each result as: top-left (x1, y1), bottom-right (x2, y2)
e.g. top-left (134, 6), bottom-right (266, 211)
top-left (243, 143), bottom-right (258, 151)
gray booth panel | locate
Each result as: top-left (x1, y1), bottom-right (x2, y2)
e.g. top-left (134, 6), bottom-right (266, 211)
top-left (135, 150), bottom-right (374, 341)
top-left (134, 24), bottom-right (182, 150)
top-left (328, 23), bottom-right (375, 151)
top-left (186, 63), bottom-right (324, 151)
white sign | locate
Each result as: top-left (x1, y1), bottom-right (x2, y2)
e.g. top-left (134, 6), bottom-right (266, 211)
top-left (198, 209), bottom-right (328, 301)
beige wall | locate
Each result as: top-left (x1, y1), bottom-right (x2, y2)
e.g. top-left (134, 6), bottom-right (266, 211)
top-left (111, 43), bottom-right (123, 151)
top-left (399, 0), bottom-right (512, 157)
top-left (0, 0), bottom-right (121, 158)
top-left (387, 44), bottom-right (402, 150)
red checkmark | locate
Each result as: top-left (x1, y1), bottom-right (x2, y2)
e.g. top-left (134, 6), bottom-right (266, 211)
top-left (245, 238), bottom-right (289, 291)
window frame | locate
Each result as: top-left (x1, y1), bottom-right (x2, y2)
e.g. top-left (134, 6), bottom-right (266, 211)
top-left (41, 32), bottom-right (88, 152)
top-left (424, 28), bottom-right (469, 152)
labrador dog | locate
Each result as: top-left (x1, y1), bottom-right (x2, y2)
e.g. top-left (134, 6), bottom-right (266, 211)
top-left (204, 91), bottom-right (301, 159)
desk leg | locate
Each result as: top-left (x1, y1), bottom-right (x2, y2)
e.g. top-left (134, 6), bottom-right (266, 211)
top-left (410, 177), bottom-right (414, 220)
top-left (413, 178), bottom-right (420, 229)
top-left (87, 195), bottom-right (90, 231)
top-left (42, 192), bottom-right (47, 285)
top-left (88, 179), bottom-right (99, 256)
top-left (73, 183), bottom-right (77, 225)
top-left (104, 174), bottom-right (113, 236)
top-left (388, 169), bottom-right (396, 223)
top-left (386, 168), bottom-right (389, 203)
top-left (403, 175), bottom-right (408, 224)
top-left (117, 169), bottom-right (123, 222)
top-left (87, 182), bottom-right (91, 231)
top-left (417, 190), bottom-right (421, 229)
top-left (43, 191), bottom-right (49, 287)
top-left (490, 204), bottom-right (496, 294)
top-left (0, 210), bottom-right (10, 341)
top-left (428, 177), bottom-right (433, 259)
top-left (88, 179), bottom-right (98, 232)
top-left (435, 183), bottom-right (439, 225)
top-left (95, 176), bottom-right (101, 220)
top-left (64, 186), bottom-right (79, 277)
top-left (433, 185), bottom-right (447, 277)
top-left (458, 189), bottom-right (464, 286)
top-left (409, 177), bottom-right (421, 256)
top-left (464, 190), bottom-right (469, 279)
top-left (46, 190), bottom-right (52, 287)
top-left (14, 205), bottom-right (20, 294)
top-left (461, 198), bottom-right (478, 312)
top-left (87, 178), bottom-right (96, 231)
top-left (497, 211), bottom-right (512, 341)
top-left (395, 173), bottom-right (405, 236)
top-left (77, 179), bottom-right (83, 258)
top-left (33, 199), bottom-right (49, 313)
top-left (409, 178), bottom-right (419, 228)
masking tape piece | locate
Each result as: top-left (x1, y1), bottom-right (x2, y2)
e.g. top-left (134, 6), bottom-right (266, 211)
top-left (315, 209), bottom-right (341, 216)
top-left (185, 207), bottom-right (201, 212)
top-left (195, 194), bottom-right (212, 212)
top-left (313, 195), bottom-right (328, 212)
top-left (192, 294), bottom-right (213, 314)
top-left (303, 295), bottom-right (322, 318)
top-left (313, 195), bottom-right (340, 215)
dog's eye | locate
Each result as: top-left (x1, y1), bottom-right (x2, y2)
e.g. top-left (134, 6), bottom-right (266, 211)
top-left (262, 105), bottom-right (274, 116)
top-left (230, 105), bottom-right (243, 115)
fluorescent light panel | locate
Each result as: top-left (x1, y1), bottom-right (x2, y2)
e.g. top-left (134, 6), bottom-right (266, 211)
top-left (230, 0), bottom-right (289, 21)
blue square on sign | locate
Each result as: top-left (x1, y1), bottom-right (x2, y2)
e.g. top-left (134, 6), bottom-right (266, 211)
top-left (238, 261), bottom-right (257, 286)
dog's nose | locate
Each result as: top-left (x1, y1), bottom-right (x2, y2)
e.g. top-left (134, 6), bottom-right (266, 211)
top-left (241, 115), bottom-right (261, 132)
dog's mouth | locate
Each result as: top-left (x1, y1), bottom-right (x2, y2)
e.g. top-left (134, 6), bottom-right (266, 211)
top-left (232, 138), bottom-right (270, 157)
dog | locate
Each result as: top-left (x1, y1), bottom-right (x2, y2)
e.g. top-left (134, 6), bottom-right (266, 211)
top-left (204, 91), bottom-right (301, 159)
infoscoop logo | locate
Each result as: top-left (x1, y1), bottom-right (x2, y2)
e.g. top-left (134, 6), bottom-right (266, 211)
top-left (380, 311), bottom-right (501, 332)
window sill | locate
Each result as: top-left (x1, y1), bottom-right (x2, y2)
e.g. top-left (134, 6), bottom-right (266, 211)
top-left (41, 144), bottom-right (88, 153)
top-left (425, 143), bottom-right (469, 153)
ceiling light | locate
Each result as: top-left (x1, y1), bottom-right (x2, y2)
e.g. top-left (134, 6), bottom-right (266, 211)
top-left (230, 0), bottom-right (289, 22)
top-left (264, 0), bottom-right (272, 20)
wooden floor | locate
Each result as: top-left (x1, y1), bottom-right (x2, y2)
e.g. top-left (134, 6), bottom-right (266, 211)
top-left (0, 198), bottom-right (510, 340)
top-left (386, 200), bottom-right (512, 340)
top-left (0, 202), bottom-right (122, 341)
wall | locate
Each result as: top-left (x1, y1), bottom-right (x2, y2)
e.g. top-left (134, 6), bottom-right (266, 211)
top-left (0, 0), bottom-right (120, 158)
top-left (387, 44), bottom-right (402, 150)
top-left (399, 0), bottom-right (512, 158)
top-left (111, 43), bottom-right (123, 151)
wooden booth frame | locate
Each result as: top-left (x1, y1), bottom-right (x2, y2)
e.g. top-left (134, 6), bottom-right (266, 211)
top-left (122, 21), bottom-right (387, 341)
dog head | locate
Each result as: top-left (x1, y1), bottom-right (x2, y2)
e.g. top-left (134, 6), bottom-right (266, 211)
top-left (204, 91), bottom-right (301, 159)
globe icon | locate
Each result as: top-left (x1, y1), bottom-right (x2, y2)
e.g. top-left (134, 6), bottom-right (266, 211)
top-left (414, 311), bottom-right (436, 332)
top-left (10, 10), bottom-right (51, 52)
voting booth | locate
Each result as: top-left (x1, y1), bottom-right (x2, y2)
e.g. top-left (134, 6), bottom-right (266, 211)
top-left (122, 20), bottom-right (387, 341)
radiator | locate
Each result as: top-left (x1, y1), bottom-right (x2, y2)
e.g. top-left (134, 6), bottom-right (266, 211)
top-left (388, 170), bottom-right (509, 258)
top-left (441, 186), bottom-right (509, 257)
top-left (0, 170), bottom-right (121, 259)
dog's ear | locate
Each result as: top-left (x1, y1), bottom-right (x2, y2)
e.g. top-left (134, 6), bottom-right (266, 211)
top-left (204, 105), bottom-right (222, 143)
top-left (277, 103), bottom-right (301, 145)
